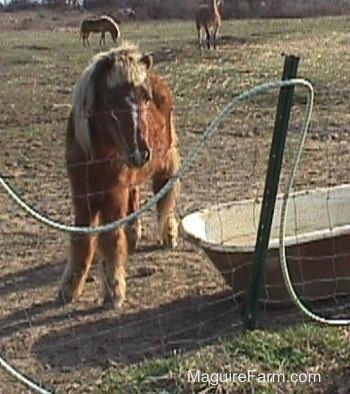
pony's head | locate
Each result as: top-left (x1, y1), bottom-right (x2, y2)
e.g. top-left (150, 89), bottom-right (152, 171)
top-left (101, 15), bottom-right (121, 41)
top-left (73, 43), bottom-right (154, 168)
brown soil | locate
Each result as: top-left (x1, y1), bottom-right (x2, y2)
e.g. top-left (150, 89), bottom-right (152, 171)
top-left (1, 11), bottom-right (350, 392)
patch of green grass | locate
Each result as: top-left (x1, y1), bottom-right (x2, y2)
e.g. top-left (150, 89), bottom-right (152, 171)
top-left (99, 325), bottom-right (350, 393)
top-left (102, 357), bottom-right (183, 394)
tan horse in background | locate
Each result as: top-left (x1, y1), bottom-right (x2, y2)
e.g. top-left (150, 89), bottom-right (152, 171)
top-left (80, 15), bottom-right (121, 46)
top-left (59, 43), bottom-right (180, 309)
top-left (195, 0), bottom-right (223, 52)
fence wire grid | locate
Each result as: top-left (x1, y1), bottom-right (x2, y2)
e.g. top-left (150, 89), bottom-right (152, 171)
top-left (1, 19), bottom-right (350, 393)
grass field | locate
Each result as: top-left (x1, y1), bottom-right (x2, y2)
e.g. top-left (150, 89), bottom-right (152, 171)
top-left (1, 11), bottom-right (350, 393)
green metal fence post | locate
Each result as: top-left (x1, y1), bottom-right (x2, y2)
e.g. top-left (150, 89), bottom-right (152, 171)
top-left (243, 54), bottom-right (300, 330)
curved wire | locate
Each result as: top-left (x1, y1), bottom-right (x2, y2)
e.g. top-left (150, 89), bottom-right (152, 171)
top-left (278, 80), bottom-right (350, 325)
top-left (0, 79), bottom-right (313, 236)
top-left (0, 355), bottom-right (53, 394)
top-left (0, 78), bottom-right (317, 393)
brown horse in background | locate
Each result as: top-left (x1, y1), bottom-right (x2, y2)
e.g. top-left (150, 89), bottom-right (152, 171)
top-left (195, 0), bottom-right (223, 52)
top-left (59, 43), bottom-right (180, 308)
top-left (80, 15), bottom-right (121, 46)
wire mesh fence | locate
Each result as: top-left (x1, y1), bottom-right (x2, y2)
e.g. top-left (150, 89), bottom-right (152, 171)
top-left (1, 16), bottom-right (350, 392)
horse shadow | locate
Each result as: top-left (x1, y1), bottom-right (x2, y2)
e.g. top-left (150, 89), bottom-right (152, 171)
top-left (31, 290), bottom-right (242, 368)
top-left (5, 272), bottom-right (338, 371)
top-left (0, 260), bottom-right (64, 298)
top-left (0, 256), bottom-right (242, 368)
top-left (5, 254), bottom-right (344, 371)
top-left (30, 290), bottom-right (329, 370)
top-left (219, 35), bottom-right (250, 45)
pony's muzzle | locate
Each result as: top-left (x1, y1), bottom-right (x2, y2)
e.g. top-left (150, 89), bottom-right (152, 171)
top-left (129, 147), bottom-right (151, 168)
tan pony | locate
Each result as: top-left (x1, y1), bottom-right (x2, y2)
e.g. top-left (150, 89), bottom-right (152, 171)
top-left (59, 43), bottom-right (180, 309)
top-left (80, 15), bottom-right (121, 47)
top-left (195, 0), bottom-right (223, 52)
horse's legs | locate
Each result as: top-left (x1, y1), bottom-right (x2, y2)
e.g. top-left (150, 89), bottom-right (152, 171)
top-left (204, 25), bottom-right (211, 50)
top-left (85, 32), bottom-right (90, 47)
top-left (99, 188), bottom-right (129, 308)
top-left (100, 32), bottom-right (105, 45)
top-left (125, 186), bottom-right (142, 252)
top-left (111, 31), bottom-right (117, 43)
top-left (59, 202), bottom-right (98, 303)
top-left (213, 25), bottom-right (220, 50)
top-left (152, 148), bottom-right (180, 248)
top-left (196, 24), bottom-right (202, 53)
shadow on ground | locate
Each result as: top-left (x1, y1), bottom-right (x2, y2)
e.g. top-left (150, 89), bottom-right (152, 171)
top-left (31, 289), bottom-right (240, 368)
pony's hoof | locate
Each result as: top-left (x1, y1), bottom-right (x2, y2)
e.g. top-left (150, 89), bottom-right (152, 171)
top-left (159, 217), bottom-right (178, 249)
top-left (125, 222), bottom-right (142, 253)
top-left (126, 232), bottom-right (138, 253)
top-left (57, 289), bottom-right (73, 306)
top-left (170, 238), bottom-right (178, 249)
top-left (168, 238), bottom-right (178, 249)
top-left (102, 294), bottom-right (125, 309)
top-left (158, 236), bottom-right (177, 250)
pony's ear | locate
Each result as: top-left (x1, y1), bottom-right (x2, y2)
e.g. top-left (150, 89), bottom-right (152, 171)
top-left (94, 52), bottom-right (116, 76)
top-left (105, 52), bottom-right (117, 69)
top-left (140, 53), bottom-right (153, 70)
top-left (92, 52), bottom-right (117, 88)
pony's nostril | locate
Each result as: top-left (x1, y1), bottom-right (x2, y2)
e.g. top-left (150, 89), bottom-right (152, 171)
top-left (143, 149), bottom-right (151, 163)
top-left (129, 151), bottom-right (140, 167)
top-left (129, 149), bottom-right (150, 168)
top-left (130, 149), bottom-right (151, 167)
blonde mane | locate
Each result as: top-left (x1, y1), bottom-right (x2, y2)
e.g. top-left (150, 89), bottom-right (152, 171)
top-left (72, 43), bottom-right (149, 157)
top-left (100, 15), bottom-right (121, 39)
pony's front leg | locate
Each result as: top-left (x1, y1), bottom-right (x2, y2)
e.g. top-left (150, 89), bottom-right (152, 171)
top-left (152, 149), bottom-right (180, 249)
top-left (99, 189), bottom-right (129, 308)
top-left (99, 228), bottom-right (127, 308)
top-left (212, 25), bottom-right (220, 50)
top-left (125, 186), bottom-right (142, 252)
top-left (205, 26), bottom-right (211, 50)
top-left (85, 33), bottom-right (90, 47)
top-left (59, 208), bottom-right (98, 304)
top-left (111, 31), bottom-right (117, 44)
top-left (100, 32), bottom-right (105, 45)
top-left (197, 26), bottom-right (202, 53)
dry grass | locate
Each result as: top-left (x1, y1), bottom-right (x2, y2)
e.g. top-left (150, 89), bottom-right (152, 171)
top-left (1, 12), bottom-right (350, 393)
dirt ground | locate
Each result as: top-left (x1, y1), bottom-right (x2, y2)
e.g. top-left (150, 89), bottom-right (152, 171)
top-left (1, 10), bottom-right (350, 392)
